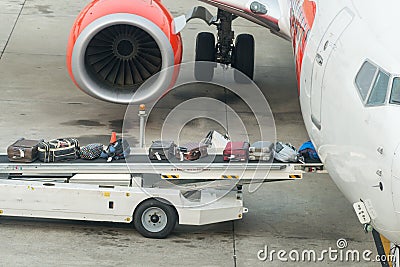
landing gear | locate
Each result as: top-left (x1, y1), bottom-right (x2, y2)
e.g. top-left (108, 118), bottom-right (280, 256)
top-left (232, 34), bottom-right (255, 82)
top-left (134, 199), bottom-right (177, 238)
top-left (194, 32), bottom-right (216, 81)
top-left (371, 229), bottom-right (391, 267)
top-left (193, 9), bottom-right (255, 83)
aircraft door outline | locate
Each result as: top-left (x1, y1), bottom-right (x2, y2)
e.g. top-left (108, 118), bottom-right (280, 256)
top-left (311, 7), bottom-right (354, 129)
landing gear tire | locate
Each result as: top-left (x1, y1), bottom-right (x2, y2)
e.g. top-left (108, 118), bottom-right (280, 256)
top-left (195, 32), bottom-right (216, 81)
top-left (232, 34), bottom-right (255, 83)
top-left (134, 199), bottom-right (177, 239)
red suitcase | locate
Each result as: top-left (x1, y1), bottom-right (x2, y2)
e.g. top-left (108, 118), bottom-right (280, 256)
top-left (223, 141), bottom-right (250, 162)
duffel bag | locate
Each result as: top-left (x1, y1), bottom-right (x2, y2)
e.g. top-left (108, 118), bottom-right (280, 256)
top-left (38, 138), bottom-right (80, 162)
top-left (80, 143), bottom-right (104, 160)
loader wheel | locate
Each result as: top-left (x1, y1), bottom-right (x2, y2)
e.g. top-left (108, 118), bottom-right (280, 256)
top-left (232, 34), bottom-right (255, 83)
top-left (134, 199), bottom-right (177, 239)
top-left (195, 32), bottom-right (216, 81)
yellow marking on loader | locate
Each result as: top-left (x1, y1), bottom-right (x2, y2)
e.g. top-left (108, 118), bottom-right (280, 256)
top-left (126, 193), bottom-right (130, 197)
top-left (0, 210), bottom-right (3, 214)
top-left (103, 192), bottom-right (110, 197)
top-left (381, 234), bottom-right (393, 267)
top-left (161, 175), bottom-right (179, 179)
top-left (289, 174), bottom-right (302, 179)
top-left (221, 175), bottom-right (239, 179)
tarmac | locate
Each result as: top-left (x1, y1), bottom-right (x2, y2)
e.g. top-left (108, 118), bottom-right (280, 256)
top-left (0, 0), bottom-right (377, 266)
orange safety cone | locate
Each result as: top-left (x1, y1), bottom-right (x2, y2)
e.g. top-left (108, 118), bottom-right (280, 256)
top-left (109, 132), bottom-right (117, 144)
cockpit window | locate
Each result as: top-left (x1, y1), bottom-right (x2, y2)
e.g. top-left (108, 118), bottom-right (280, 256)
top-left (355, 61), bottom-right (377, 100)
top-left (390, 78), bottom-right (400, 105)
top-left (367, 71), bottom-right (389, 105)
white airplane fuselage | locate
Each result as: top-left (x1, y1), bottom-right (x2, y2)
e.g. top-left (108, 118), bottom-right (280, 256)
top-left (295, 0), bottom-right (400, 243)
top-left (197, 0), bottom-right (400, 244)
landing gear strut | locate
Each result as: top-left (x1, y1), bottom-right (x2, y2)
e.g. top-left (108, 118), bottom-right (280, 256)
top-left (215, 9), bottom-right (234, 65)
top-left (194, 9), bottom-right (255, 83)
top-left (372, 229), bottom-right (399, 267)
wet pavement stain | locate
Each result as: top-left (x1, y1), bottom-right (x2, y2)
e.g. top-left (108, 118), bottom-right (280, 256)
top-left (109, 119), bottom-right (136, 132)
top-left (172, 239), bottom-right (191, 244)
top-left (35, 5), bottom-right (53, 14)
top-left (108, 119), bottom-right (123, 131)
top-left (77, 134), bottom-right (139, 146)
top-left (77, 134), bottom-right (111, 145)
top-left (61, 120), bottom-right (105, 127)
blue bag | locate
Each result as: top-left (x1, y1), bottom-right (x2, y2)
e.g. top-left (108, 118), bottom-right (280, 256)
top-left (298, 141), bottom-right (321, 163)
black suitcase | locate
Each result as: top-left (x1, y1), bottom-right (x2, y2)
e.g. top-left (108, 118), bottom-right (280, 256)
top-left (7, 138), bottom-right (41, 163)
top-left (148, 141), bottom-right (176, 160)
top-left (38, 138), bottom-right (80, 162)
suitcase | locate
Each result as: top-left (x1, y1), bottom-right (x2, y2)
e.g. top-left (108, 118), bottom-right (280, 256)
top-left (176, 142), bottom-right (208, 161)
top-left (223, 141), bottom-right (250, 162)
top-left (38, 138), bottom-right (80, 162)
top-left (149, 141), bottom-right (176, 160)
top-left (249, 141), bottom-right (274, 161)
top-left (7, 138), bottom-right (41, 163)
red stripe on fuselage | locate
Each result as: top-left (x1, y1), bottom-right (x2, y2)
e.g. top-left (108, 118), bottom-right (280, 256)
top-left (290, 0), bottom-right (316, 94)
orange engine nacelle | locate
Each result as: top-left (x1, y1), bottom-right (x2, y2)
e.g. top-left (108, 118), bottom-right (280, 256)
top-left (66, 0), bottom-right (183, 104)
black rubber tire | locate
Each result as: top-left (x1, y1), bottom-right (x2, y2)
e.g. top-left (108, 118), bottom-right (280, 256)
top-left (195, 32), bottom-right (216, 81)
top-left (232, 34), bottom-right (255, 83)
top-left (134, 199), bottom-right (177, 239)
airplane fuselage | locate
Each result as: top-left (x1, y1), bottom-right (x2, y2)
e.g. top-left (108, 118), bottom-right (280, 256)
top-left (297, 0), bottom-right (400, 243)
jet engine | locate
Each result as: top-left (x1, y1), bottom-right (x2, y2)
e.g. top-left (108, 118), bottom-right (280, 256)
top-left (66, 0), bottom-right (183, 104)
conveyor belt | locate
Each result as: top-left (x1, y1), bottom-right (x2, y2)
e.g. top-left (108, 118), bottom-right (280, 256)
top-left (0, 155), bottom-right (227, 164)
top-left (0, 155), bottom-right (324, 181)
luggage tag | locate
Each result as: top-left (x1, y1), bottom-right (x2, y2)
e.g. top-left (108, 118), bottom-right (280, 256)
top-left (107, 144), bottom-right (117, 162)
top-left (18, 149), bottom-right (25, 159)
top-left (12, 149), bottom-right (25, 159)
top-left (154, 152), bottom-right (162, 161)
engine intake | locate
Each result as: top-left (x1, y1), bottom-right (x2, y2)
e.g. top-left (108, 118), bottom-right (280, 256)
top-left (85, 24), bottom-right (162, 90)
top-left (67, 0), bottom-right (183, 104)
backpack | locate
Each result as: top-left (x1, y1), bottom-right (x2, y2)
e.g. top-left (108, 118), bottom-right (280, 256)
top-left (101, 139), bottom-right (130, 162)
top-left (298, 141), bottom-right (321, 163)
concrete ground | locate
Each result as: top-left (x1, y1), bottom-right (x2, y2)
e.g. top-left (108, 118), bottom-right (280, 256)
top-left (0, 0), bottom-right (377, 266)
